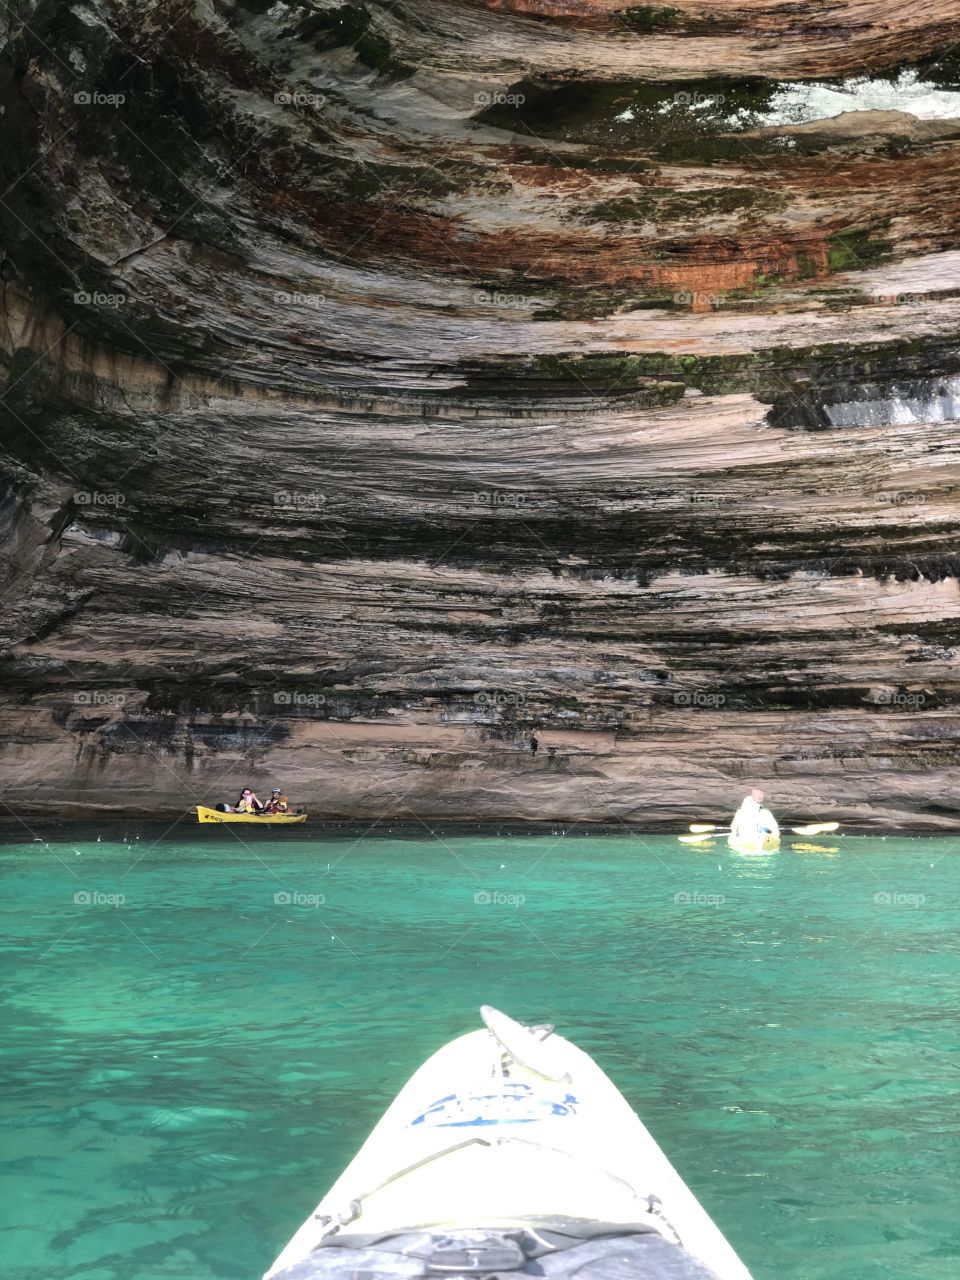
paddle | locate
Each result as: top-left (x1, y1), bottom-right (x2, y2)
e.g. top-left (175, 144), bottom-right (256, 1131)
top-left (687, 820), bottom-right (840, 836)
top-left (681, 821), bottom-right (841, 847)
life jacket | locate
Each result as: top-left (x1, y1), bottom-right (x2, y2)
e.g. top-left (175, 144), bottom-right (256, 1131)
top-left (757, 807), bottom-right (780, 836)
top-left (731, 797), bottom-right (760, 837)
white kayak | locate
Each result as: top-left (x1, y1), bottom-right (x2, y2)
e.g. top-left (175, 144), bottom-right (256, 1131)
top-left (264, 1006), bottom-right (755, 1280)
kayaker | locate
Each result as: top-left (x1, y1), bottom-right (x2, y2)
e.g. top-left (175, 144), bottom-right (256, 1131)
top-left (264, 787), bottom-right (290, 814)
top-left (235, 788), bottom-right (264, 814)
top-left (730, 788), bottom-right (764, 839)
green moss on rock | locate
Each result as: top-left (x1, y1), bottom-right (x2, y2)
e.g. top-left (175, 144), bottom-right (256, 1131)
top-left (588, 186), bottom-right (786, 224)
top-left (620, 6), bottom-right (681, 32)
top-left (826, 225), bottom-right (893, 272)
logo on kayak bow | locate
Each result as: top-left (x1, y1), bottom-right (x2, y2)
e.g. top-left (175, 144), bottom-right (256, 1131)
top-left (411, 1082), bottom-right (578, 1128)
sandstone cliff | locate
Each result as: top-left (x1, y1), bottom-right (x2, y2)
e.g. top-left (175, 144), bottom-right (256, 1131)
top-left (2, 0), bottom-right (960, 828)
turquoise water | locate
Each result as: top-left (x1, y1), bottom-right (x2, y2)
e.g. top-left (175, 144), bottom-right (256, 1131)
top-left (3, 832), bottom-right (960, 1280)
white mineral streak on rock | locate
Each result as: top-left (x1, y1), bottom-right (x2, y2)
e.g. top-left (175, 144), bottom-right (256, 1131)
top-left (751, 72), bottom-right (960, 127)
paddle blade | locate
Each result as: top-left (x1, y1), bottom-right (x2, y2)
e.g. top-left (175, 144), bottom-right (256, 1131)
top-left (791, 822), bottom-right (840, 835)
top-left (679, 833), bottom-right (715, 844)
top-left (689, 823), bottom-right (719, 833)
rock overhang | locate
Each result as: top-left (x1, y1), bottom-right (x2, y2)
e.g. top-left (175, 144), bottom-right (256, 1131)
top-left (1, 0), bottom-right (960, 825)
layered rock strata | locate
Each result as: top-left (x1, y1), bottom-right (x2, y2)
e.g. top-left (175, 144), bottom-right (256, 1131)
top-left (2, 0), bottom-right (960, 826)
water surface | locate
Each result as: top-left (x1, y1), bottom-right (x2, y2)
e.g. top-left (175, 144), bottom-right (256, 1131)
top-left (3, 832), bottom-right (960, 1279)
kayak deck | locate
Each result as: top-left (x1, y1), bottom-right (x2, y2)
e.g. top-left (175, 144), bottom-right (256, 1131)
top-left (195, 804), bottom-right (306, 824)
top-left (264, 1007), bottom-right (754, 1280)
top-left (727, 833), bottom-right (779, 855)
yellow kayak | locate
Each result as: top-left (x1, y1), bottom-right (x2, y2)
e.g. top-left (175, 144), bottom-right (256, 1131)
top-left (195, 804), bottom-right (307, 825)
top-left (264, 1005), bottom-right (755, 1280)
top-left (727, 832), bottom-right (779, 855)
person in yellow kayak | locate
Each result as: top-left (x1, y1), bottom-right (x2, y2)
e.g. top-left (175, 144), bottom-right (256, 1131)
top-left (235, 788), bottom-right (264, 814)
top-left (731, 788), bottom-right (779, 840)
top-left (263, 787), bottom-right (290, 814)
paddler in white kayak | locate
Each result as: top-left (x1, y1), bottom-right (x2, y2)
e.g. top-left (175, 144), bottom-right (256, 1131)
top-left (730, 788), bottom-right (780, 842)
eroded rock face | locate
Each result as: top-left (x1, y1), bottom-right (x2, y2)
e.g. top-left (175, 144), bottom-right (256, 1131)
top-left (2, 0), bottom-right (960, 827)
